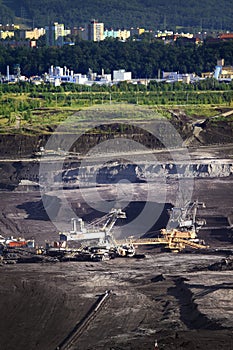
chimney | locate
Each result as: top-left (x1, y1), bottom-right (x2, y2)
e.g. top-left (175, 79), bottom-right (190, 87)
top-left (6, 65), bottom-right (10, 80)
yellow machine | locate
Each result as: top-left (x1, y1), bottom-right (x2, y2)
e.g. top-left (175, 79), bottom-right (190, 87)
top-left (130, 201), bottom-right (208, 252)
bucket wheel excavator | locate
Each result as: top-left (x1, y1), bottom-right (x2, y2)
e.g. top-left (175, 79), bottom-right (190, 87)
top-left (59, 208), bottom-right (135, 258)
top-left (54, 201), bottom-right (207, 260)
top-left (130, 200), bottom-right (208, 252)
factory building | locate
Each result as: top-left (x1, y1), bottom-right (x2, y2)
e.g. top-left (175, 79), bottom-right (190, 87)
top-left (202, 59), bottom-right (233, 81)
top-left (113, 69), bottom-right (132, 82)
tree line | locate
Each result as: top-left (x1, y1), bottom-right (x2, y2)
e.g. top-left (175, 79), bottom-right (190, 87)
top-left (0, 40), bottom-right (233, 79)
top-left (0, 80), bottom-right (232, 119)
top-left (4, 0), bottom-right (233, 31)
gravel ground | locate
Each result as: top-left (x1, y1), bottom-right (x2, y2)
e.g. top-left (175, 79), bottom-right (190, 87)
top-left (0, 253), bottom-right (233, 350)
top-left (0, 158), bottom-right (232, 349)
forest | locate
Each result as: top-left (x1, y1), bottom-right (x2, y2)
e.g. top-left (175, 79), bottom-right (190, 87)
top-left (0, 40), bottom-right (232, 79)
top-left (1, 0), bottom-right (233, 31)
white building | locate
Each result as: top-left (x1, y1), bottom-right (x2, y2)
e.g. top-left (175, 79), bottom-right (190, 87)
top-left (45, 65), bottom-right (132, 86)
top-left (162, 71), bottom-right (196, 83)
top-left (113, 69), bottom-right (132, 81)
top-left (46, 65), bottom-right (88, 85)
top-left (73, 74), bottom-right (88, 84)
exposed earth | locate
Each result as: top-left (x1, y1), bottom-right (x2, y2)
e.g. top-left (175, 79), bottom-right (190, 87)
top-left (1, 252), bottom-right (233, 350)
top-left (0, 106), bottom-right (233, 350)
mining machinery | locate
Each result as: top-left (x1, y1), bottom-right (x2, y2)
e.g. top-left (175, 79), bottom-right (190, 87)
top-left (58, 208), bottom-right (135, 258)
top-left (130, 200), bottom-right (208, 252)
top-left (53, 201), bottom-right (207, 260)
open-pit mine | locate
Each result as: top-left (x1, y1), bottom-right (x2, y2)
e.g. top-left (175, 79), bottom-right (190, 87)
top-left (0, 106), bottom-right (233, 350)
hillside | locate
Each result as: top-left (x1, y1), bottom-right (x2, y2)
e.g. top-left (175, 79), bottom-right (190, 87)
top-left (0, 0), bottom-right (14, 23)
top-left (2, 0), bottom-right (233, 31)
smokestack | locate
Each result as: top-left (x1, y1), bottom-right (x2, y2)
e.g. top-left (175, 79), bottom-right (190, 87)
top-left (6, 65), bottom-right (10, 81)
top-left (71, 218), bottom-right (77, 232)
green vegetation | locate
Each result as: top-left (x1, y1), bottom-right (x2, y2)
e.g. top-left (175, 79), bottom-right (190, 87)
top-left (0, 1), bottom-right (14, 24)
top-left (0, 80), bottom-right (232, 134)
top-left (0, 40), bottom-right (233, 78)
top-left (4, 0), bottom-right (233, 31)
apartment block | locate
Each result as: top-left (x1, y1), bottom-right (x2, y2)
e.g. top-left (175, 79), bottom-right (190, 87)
top-left (0, 24), bottom-right (19, 31)
top-left (104, 29), bottom-right (130, 41)
top-left (86, 20), bottom-right (104, 41)
top-left (130, 28), bottom-right (145, 36)
top-left (0, 30), bottom-right (14, 39)
top-left (45, 22), bottom-right (65, 46)
top-left (20, 28), bottom-right (45, 40)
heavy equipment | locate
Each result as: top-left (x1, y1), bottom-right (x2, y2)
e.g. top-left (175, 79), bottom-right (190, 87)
top-left (0, 235), bottom-right (34, 249)
top-left (165, 200), bottom-right (206, 237)
top-left (50, 201), bottom-right (208, 259)
top-left (58, 208), bottom-right (135, 259)
top-left (159, 200), bottom-right (207, 251)
top-left (130, 200), bottom-right (208, 252)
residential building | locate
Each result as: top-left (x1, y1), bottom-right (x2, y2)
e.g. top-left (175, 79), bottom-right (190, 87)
top-left (85, 19), bottom-right (104, 41)
top-left (70, 26), bottom-right (85, 39)
top-left (174, 35), bottom-right (201, 45)
top-left (0, 30), bottom-right (14, 39)
top-left (0, 24), bottom-right (19, 31)
top-left (104, 29), bottom-right (130, 41)
top-left (174, 32), bottom-right (194, 40)
top-left (45, 22), bottom-right (66, 46)
top-left (130, 28), bottom-right (145, 36)
top-left (219, 33), bottom-right (233, 40)
top-left (0, 39), bottom-right (36, 47)
top-left (104, 29), bottom-right (118, 39)
top-left (20, 28), bottom-right (45, 40)
top-left (156, 30), bottom-right (174, 38)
